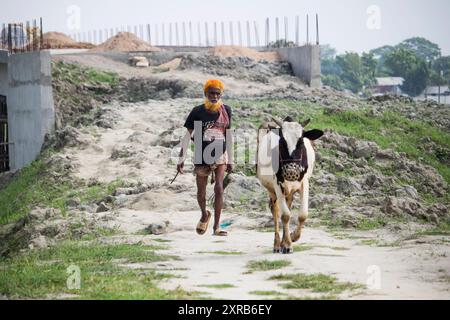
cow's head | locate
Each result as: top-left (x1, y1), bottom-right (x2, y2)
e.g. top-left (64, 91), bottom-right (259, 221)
top-left (273, 117), bottom-right (324, 157)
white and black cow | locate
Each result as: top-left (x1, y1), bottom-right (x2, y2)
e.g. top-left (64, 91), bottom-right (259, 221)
top-left (256, 117), bottom-right (324, 254)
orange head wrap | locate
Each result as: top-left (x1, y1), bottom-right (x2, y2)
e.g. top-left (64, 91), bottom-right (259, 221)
top-left (204, 79), bottom-right (224, 95)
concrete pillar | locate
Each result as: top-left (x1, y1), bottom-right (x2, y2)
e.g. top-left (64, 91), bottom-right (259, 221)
top-left (7, 51), bottom-right (55, 171)
top-left (277, 45), bottom-right (321, 87)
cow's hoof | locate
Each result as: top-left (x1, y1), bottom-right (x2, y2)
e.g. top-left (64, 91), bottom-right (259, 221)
top-left (273, 248), bottom-right (281, 253)
top-left (281, 247), bottom-right (293, 254)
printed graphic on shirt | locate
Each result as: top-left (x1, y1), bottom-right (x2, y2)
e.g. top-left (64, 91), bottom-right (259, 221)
top-left (184, 104), bottom-right (232, 165)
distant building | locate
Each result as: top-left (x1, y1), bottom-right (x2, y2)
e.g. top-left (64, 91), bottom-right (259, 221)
top-left (418, 86), bottom-right (450, 105)
top-left (371, 77), bottom-right (405, 95)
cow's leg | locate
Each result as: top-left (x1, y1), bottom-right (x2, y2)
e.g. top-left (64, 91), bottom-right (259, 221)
top-left (269, 193), bottom-right (281, 253)
top-left (274, 185), bottom-right (292, 254)
top-left (287, 193), bottom-right (294, 209)
top-left (291, 179), bottom-right (309, 242)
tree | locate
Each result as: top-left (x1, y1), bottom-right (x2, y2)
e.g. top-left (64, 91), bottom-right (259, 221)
top-left (431, 56), bottom-right (450, 85)
top-left (322, 74), bottom-right (345, 91)
top-left (403, 59), bottom-right (430, 96)
top-left (369, 45), bottom-right (396, 77)
top-left (320, 48), bottom-right (376, 93)
top-left (361, 52), bottom-right (377, 81)
top-left (397, 37), bottom-right (441, 63)
top-left (369, 45), bottom-right (396, 60)
top-left (336, 52), bottom-right (366, 93)
top-left (384, 48), bottom-right (430, 96)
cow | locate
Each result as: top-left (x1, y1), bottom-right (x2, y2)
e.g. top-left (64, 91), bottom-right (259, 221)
top-left (256, 116), bottom-right (324, 254)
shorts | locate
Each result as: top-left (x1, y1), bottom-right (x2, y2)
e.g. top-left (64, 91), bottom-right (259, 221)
top-left (194, 151), bottom-right (228, 177)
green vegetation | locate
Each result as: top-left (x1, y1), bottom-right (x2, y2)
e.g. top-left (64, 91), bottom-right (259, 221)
top-left (0, 241), bottom-right (193, 299)
top-left (322, 37), bottom-right (450, 95)
top-left (293, 244), bottom-right (315, 252)
top-left (0, 155), bottom-right (126, 225)
top-left (357, 239), bottom-right (379, 246)
top-left (52, 61), bottom-right (119, 87)
top-left (246, 259), bottom-right (291, 272)
top-left (269, 273), bottom-right (363, 293)
top-left (232, 98), bottom-right (449, 195)
top-left (384, 47), bottom-right (429, 96)
top-left (321, 215), bottom-right (389, 231)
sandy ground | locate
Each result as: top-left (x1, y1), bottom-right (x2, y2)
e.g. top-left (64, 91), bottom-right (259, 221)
top-left (63, 99), bottom-right (450, 300)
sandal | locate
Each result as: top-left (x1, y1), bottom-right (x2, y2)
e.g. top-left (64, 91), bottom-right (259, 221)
top-left (196, 211), bottom-right (212, 235)
top-left (213, 229), bottom-right (228, 237)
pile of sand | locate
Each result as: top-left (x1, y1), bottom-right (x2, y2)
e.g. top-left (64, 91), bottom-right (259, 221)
top-left (42, 32), bottom-right (95, 49)
top-left (91, 32), bottom-right (161, 52)
top-left (208, 45), bottom-right (279, 62)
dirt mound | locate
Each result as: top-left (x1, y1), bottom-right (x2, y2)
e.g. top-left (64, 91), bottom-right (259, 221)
top-left (179, 53), bottom-right (291, 84)
top-left (42, 32), bottom-right (95, 49)
top-left (91, 32), bottom-right (161, 52)
top-left (208, 45), bottom-right (279, 62)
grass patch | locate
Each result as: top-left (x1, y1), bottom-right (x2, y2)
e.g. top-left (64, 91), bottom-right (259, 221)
top-left (256, 227), bottom-right (274, 233)
top-left (269, 273), bottom-right (363, 294)
top-left (357, 239), bottom-right (379, 246)
top-left (0, 154), bottom-right (126, 225)
top-left (197, 284), bottom-right (235, 289)
top-left (79, 226), bottom-right (121, 241)
top-left (321, 215), bottom-right (390, 232)
top-left (197, 251), bottom-right (244, 255)
top-left (355, 217), bottom-right (388, 231)
top-left (52, 61), bottom-right (119, 87)
top-left (0, 241), bottom-right (192, 299)
top-left (247, 259), bottom-right (291, 272)
top-left (293, 244), bottom-right (315, 252)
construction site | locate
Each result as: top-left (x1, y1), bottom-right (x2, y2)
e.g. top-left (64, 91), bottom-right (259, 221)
top-left (0, 15), bottom-right (449, 301)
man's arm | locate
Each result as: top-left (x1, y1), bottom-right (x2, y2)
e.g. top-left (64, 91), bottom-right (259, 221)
top-left (226, 111), bottom-right (233, 173)
top-left (177, 128), bottom-right (193, 174)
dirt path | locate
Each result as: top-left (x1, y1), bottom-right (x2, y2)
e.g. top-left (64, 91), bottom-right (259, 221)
top-left (64, 99), bottom-right (450, 300)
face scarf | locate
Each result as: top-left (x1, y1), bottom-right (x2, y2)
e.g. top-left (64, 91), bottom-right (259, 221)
top-left (204, 98), bottom-right (223, 112)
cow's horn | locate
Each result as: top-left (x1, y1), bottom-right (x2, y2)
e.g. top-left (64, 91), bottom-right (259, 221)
top-left (272, 117), bottom-right (284, 128)
top-left (301, 118), bottom-right (311, 127)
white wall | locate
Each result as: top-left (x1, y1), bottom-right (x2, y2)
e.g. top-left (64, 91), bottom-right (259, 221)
top-left (277, 45), bottom-right (321, 87)
top-left (7, 51), bottom-right (55, 171)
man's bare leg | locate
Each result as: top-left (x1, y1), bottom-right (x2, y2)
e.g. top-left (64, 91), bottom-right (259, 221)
top-left (213, 165), bottom-right (226, 231)
top-left (196, 173), bottom-right (209, 222)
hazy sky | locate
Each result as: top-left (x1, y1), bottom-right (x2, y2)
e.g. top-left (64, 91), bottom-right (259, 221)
top-left (1, 0), bottom-right (449, 55)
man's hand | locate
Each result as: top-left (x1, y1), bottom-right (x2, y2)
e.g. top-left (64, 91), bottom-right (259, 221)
top-left (177, 162), bottom-right (184, 174)
top-left (226, 164), bottom-right (233, 174)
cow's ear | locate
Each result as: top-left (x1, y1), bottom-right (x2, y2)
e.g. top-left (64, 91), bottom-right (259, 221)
top-left (303, 129), bottom-right (324, 141)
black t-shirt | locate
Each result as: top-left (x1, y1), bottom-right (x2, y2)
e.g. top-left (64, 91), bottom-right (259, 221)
top-left (184, 104), bottom-right (232, 165)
